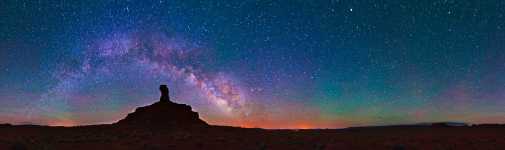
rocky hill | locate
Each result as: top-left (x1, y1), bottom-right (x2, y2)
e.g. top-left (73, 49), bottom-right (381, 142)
top-left (114, 85), bottom-right (208, 128)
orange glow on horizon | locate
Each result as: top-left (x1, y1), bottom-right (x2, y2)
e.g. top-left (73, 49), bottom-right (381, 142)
top-left (295, 123), bottom-right (312, 129)
top-left (48, 119), bottom-right (77, 127)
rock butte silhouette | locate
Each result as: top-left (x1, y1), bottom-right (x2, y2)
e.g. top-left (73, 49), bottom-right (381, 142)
top-left (115, 85), bottom-right (208, 128)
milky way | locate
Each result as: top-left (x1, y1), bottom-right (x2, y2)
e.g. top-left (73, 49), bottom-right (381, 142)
top-left (1, 0), bottom-right (505, 128)
top-left (31, 31), bottom-right (254, 126)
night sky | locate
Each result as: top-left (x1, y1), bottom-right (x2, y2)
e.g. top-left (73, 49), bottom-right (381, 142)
top-left (1, 0), bottom-right (505, 129)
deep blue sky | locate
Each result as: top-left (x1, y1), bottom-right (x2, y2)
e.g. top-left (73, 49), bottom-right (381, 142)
top-left (1, 0), bottom-right (505, 128)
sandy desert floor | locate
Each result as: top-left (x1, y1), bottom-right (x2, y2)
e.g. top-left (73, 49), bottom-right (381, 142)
top-left (1, 124), bottom-right (505, 150)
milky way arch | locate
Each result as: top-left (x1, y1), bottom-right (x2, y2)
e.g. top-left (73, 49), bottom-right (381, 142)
top-left (32, 31), bottom-right (251, 126)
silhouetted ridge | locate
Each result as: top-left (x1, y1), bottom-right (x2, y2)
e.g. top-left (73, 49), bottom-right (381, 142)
top-left (115, 85), bottom-right (208, 128)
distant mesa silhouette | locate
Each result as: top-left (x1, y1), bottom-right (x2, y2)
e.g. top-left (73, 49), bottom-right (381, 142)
top-left (115, 85), bottom-right (208, 128)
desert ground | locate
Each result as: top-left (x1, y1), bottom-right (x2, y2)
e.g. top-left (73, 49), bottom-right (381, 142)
top-left (1, 123), bottom-right (505, 150)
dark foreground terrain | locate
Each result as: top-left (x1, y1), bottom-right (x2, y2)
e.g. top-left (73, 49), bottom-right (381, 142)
top-left (2, 86), bottom-right (504, 150)
top-left (1, 123), bottom-right (505, 150)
